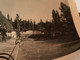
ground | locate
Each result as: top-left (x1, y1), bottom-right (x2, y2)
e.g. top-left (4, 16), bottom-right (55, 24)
top-left (16, 34), bottom-right (80, 60)
top-left (0, 31), bottom-right (80, 60)
top-left (0, 38), bottom-right (16, 60)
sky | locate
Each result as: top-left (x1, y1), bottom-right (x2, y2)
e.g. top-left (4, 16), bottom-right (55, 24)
top-left (0, 0), bottom-right (68, 23)
top-left (75, 0), bottom-right (80, 12)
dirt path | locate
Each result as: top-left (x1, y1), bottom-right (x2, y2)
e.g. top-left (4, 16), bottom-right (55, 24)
top-left (0, 38), bottom-right (16, 60)
top-left (16, 37), bottom-right (80, 60)
top-left (0, 39), bottom-right (16, 54)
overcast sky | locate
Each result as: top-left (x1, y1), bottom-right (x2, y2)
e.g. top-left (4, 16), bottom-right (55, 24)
top-left (0, 0), bottom-right (68, 23)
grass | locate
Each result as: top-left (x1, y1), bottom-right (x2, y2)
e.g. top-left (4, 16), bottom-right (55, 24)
top-left (28, 34), bottom-right (54, 40)
top-left (16, 36), bottom-right (80, 60)
top-left (16, 33), bottom-right (80, 60)
top-left (28, 34), bottom-right (79, 43)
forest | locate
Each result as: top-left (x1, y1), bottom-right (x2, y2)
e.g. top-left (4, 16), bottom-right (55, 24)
top-left (0, 2), bottom-right (79, 41)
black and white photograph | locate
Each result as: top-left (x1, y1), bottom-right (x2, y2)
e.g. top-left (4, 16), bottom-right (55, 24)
top-left (0, 0), bottom-right (80, 60)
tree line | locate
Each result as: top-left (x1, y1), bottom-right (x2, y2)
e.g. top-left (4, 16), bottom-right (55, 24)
top-left (36, 2), bottom-right (79, 39)
top-left (0, 2), bottom-right (79, 40)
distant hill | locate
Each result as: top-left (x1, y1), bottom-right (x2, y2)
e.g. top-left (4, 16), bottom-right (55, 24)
top-left (0, 12), bottom-right (13, 31)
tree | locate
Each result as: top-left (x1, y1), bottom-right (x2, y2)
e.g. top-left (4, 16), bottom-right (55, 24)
top-left (27, 19), bottom-right (30, 29)
top-left (0, 11), bottom-right (13, 40)
top-left (33, 20), bottom-right (36, 30)
top-left (37, 19), bottom-right (45, 32)
top-left (7, 14), bottom-right (10, 21)
top-left (59, 2), bottom-right (79, 38)
top-left (14, 14), bottom-right (20, 31)
top-left (0, 11), bottom-right (13, 31)
top-left (7, 14), bottom-right (13, 26)
top-left (44, 21), bottom-right (52, 34)
top-left (37, 19), bottom-right (53, 35)
top-left (52, 9), bottom-right (61, 36)
top-left (13, 14), bottom-right (21, 38)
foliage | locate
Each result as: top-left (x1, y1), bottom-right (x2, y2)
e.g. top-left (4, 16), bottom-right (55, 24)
top-left (0, 2), bottom-right (79, 40)
top-left (0, 11), bottom-right (13, 32)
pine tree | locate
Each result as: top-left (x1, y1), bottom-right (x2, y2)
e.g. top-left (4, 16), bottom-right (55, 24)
top-left (13, 14), bottom-right (21, 38)
top-left (52, 9), bottom-right (61, 36)
top-left (15, 14), bottom-right (20, 31)
top-left (27, 19), bottom-right (30, 29)
top-left (7, 14), bottom-right (10, 21)
top-left (33, 20), bottom-right (36, 30)
top-left (59, 2), bottom-right (79, 39)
